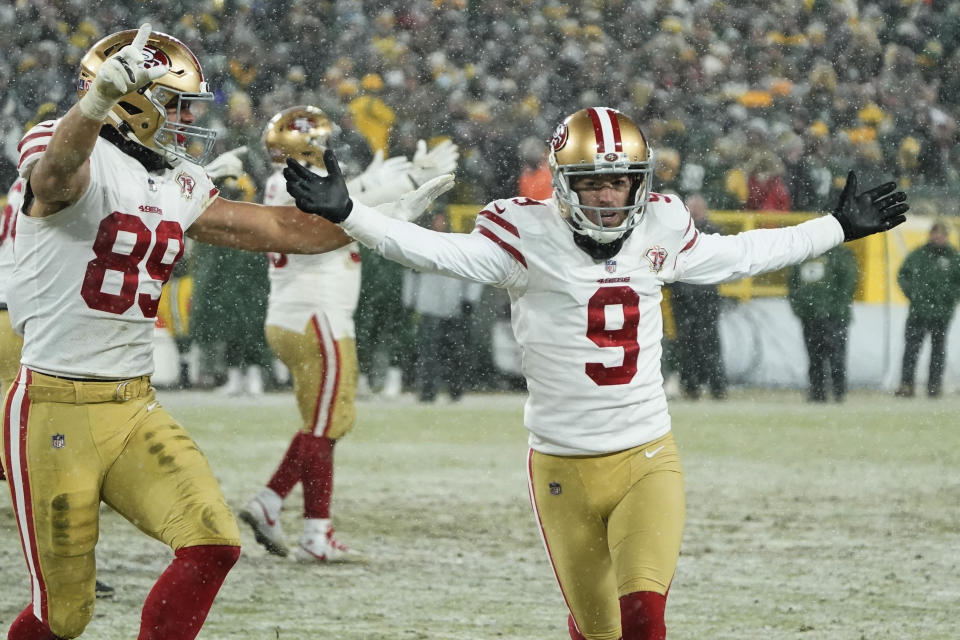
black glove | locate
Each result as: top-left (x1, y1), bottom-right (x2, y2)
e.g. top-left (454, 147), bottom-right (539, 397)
top-left (832, 171), bottom-right (909, 241)
top-left (283, 149), bottom-right (353, 222)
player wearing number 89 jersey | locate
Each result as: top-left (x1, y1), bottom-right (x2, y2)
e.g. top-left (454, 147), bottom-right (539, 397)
top-left (284, 106), bottom-right (908, 640)
top-left (9, 121), bottom-right (213, 378)
top-left (0, 23), bottom-right (398, 640)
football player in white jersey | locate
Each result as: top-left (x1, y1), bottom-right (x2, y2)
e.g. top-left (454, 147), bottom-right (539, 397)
top-left (283, 107), bottom-right (908, 640)
top-left (238, 106), bottom-right (458, 561)
top-left (0, 179), bottom-right (24, 398)
top-left (1, 178), bottom-right (117, 601)
top-left (0, 24), bottom-right (445, 640)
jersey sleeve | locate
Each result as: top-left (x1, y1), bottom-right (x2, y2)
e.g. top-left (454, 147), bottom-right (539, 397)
top-left (341, 201), bottom-right (524, 289)
top-left (471, 200), bottom-right (532, 271)
top-left (16, 120), bottom-right (59, 180)
top-left (671, 215), bottom-right (845, 285)
top-left (263, 171), bottom-right (294, 206)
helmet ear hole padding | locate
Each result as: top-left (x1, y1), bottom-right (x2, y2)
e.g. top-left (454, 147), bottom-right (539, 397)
top-left (548, 107), bottom-right (655, 244)
top-left (77, 29), bottom-right (217, 165)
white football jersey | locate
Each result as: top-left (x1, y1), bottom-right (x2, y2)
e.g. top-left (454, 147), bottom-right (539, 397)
top-left (9, 119), bottom-right (218, 378)
top-left (0, 178), bottom-right (24, 306)
top-left (262, 170), bottom-right (361, 338)
top-left (342, 194), bottom-right (843, 456)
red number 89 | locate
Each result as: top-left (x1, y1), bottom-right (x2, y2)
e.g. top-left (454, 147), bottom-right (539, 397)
top-left (80, 211), bottom-right (184, 316)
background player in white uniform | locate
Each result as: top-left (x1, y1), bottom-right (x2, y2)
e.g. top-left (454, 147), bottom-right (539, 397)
top-left (283, 107), bottom-right (908, 640)
top-left (0, 179), bottom-right (24, 395)
top-left (239, 106), bottom-right (458, 561)
top-left (0, 24), bottom-right (442, 640)
top-left (0, 178), bottom-right (116, 602)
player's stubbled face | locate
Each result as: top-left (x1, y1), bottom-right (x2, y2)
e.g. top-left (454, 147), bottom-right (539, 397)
top-left (572, 175), bottom-right (632, 227)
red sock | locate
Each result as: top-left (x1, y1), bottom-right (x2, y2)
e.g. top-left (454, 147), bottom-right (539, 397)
top-left (301, 436), bottom-right (335, 519)
top-left (567, 613), bottom-right (587, 640)
top-left (138, 545), bottom-right (241, 640)
top-left (620, 591), bottom-right (667, 640)
top-left (8, 607), bottom-right (57, 640)
top-left (266, 431), bottom-right (307, 498)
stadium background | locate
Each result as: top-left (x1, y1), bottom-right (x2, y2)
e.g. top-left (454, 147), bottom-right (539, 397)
top-left (3, 0), bottom-right (960, 391)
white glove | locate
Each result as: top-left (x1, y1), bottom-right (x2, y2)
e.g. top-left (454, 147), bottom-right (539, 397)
top-left (347, 150), bottom-right (415, 206)
top-left (205, 146), bottom-right (248, 179)
top-left (78, 23), bottom-right (169, 122)
top-left (375, 173), bottom-right (456, 222)
top-left (408, 139), bottom-right (459, 187)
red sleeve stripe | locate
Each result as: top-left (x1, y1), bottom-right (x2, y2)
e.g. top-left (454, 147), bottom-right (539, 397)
top-left (17, 146), bottom-right (47, 170)
top-left (683, 216), bottom-right (692, 236)
top-left (16, 131), bottom-right (53, 153)
top-left (477, 226), bottom-right (527, 268)
top-left (209, 187), bottom-right (219, 198)
top-left (477, 209), bottom-right (520, 238)
top-left (679, 229), bottom-right (699, 253)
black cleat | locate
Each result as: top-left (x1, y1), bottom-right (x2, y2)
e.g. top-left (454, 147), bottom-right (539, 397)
top-left (95, 580), bottom-right (115, 599)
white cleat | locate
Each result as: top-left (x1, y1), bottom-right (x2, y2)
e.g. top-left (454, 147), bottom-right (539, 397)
top-left (239, 497), bottom-right (288, 557)
top-left (292, 527), bottom-right (363, 564)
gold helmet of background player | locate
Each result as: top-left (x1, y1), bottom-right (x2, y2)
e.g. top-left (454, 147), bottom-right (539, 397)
top-left (262, 106), bottom-right (337, 170)
top-left (548, 107), bottom-right (654, 244)
top-left (78, 29), bottom-right (217, 165)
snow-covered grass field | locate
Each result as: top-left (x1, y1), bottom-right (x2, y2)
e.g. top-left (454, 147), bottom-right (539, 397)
top-left (2, 388), bottom-right (958, 639)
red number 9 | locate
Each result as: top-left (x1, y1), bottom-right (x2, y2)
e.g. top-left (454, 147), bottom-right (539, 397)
top-left (585, 286), bottom-right (640, 385)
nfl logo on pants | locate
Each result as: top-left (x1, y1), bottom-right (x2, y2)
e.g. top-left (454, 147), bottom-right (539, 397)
top-left (52, 433), bottom-right (65, 449)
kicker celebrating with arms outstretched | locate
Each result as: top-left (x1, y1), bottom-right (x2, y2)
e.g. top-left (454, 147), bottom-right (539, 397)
top-left (0, 23), bottom-right (443, 640)
top-left (283, 107), bottom-right (908, 640)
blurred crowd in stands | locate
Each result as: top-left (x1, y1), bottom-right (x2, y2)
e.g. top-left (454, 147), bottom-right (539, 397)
top-left (4, 0), bottom-right (960, 396)
top-left (4, 0), bottom-right (960, 213)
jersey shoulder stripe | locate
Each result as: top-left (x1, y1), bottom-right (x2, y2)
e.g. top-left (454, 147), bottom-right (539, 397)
top-left (17, 120), bottom-right (58, 176)
top-left (679, 216), bottom-right (699, 253)
top-left (476, 225), bottom-right (527, 268)
top-left (473, 198), bottom-right (535, 268)
top-left (477, 207), bottom-right (520, 238)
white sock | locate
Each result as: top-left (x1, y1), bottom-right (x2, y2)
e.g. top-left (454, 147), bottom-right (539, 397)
top-left (302, 518), bottom-right (332, 538)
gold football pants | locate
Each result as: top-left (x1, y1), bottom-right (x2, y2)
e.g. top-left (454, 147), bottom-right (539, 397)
top-left (528, 432), bottom-right (685, 640)
top-left (1, 368), bottom-right (240, 638)
top-left (266, 315), bottom-right (358, 439)
top-left (0, 309), bottom-right (23, 390)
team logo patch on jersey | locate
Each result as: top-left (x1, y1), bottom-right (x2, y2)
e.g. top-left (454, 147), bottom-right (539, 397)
top-left (176, 172), bottom-right (196, 198)
top-left (549, 482), bottom-right (562, 496)
top-left (645, 245), bottom-right (668, 273)
top-left (51, 433), bottom-right (65, 449)
top-left (605, 259), bottom-right (617, 273)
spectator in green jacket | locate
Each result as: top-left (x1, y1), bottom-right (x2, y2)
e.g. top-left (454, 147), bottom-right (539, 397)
top-left (788, 245), bottom-right (859, 402)
top-left (895, 220), bottom-right (960, 398)
top-left (670, 194), bottom-right (728, 400)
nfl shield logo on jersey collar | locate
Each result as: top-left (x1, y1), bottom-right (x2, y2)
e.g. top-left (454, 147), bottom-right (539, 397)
top-left (605, 259), bottom-right (617, 273)
top-left (51, 433), bottom-right (65, 449)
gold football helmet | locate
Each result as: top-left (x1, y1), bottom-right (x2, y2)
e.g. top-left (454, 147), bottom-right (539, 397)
top-left (262, 106), bottom-right (337, 169)
top-left (78, 29), bottom-right (217, 165)
top-left (548, 107), bottom-right (654, 243)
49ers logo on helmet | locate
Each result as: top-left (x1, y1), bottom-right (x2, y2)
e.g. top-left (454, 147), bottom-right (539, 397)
top-left (141, 45), bottom-right (171, 70)
top-left (549, 123), bottom-right (568, 152)
top-left (289, 117), bottom-right (317, 133)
